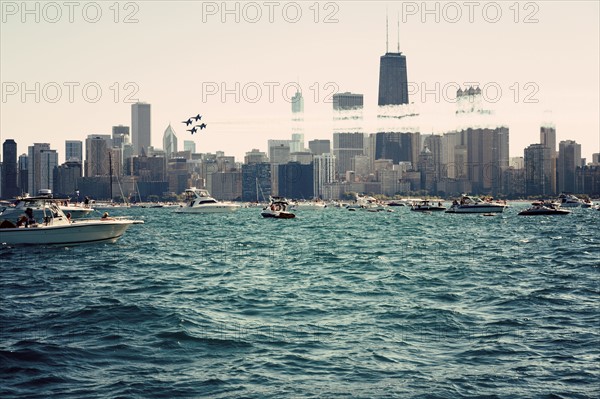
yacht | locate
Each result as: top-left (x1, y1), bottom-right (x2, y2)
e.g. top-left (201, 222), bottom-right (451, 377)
top-left (0, 194), bottom-right (94, 219)
top-left (518, 202), bottom-right (571, 216)
top-left (261, 197), bottom-right (295, 219)
top-left (410, 200), bottom-right (446, 212)
top-left (174, 188), bottom-right (240, 214)
top-left (557, 193), bottom-right (582, 208)
top-left (445, 195), bottom-right (507, 214)
top-left (0, 197), bottom-right (143, 246)
top-left (346, 194), bottom-right (388, 212)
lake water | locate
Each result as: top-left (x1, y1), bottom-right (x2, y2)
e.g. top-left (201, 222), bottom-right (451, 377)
top-left (1, 204), bottom-right (599, 398)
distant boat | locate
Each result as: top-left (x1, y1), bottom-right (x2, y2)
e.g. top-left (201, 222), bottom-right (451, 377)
top-left (174, 188), bottom-right (239, 213)
top-left (0, 196), bottom-right (143, 246)
top-left (289, 200), bottom-right (327, 211)
top-left (556, 193), bottom-right (582, 208)
top-left (261, 197), bottom-right (295, 219)
top-left (519, 202), bottom-right (571, 216)
top-left (445, 195), bottom-right (506, 214)
top-left (410, 200), bottom-right (446, 212)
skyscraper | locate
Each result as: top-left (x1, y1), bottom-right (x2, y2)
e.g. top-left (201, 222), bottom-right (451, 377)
top-left (291, 91), bottom-right (304, 114)
top-left (375, 132), bottom-right (420, 167)
top-left (112, 125), bottom-right (130, 148)
top-left (313, 153), bottom-right (336, 199)
top-left (557, 140), bottom-right (581, 193)
top-left (524, 144), bottom-right (553, 196)
top-left (540, 125), bottom-right (557, 193)
top-left (378, 16), bottom-right (409, 107)
top-left (2, 139), bottom-right (19, 198)
top-left (85, 135), bottom-right (112, 177)
top-left (333, 132), bottom-right (364, 178)
top-left (268, 140), bottom-right (291, 164)
top-left (132, 102), bottom-right (151, 155)
top-left (309, 140), bottom-right (331, 156)
top-left (333, 92), bottom-right (364, 110)
top-left (18, 154), bottom-right (28, 194)
top-left (27, 143), bottom-right (58, 195)
top-left (65, 140), bottom-right (83, 162)
top-left (184, 140), bottom-right (196, 154)
top-left (162, 124), bottom-right (178, 158)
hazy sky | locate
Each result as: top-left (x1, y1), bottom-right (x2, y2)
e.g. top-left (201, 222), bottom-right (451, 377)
top-left (1, 1), bottom-right (599, 162)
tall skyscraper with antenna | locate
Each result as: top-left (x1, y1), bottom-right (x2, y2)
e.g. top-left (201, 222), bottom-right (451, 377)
top-left (378, 12), bottom-right (409, 106)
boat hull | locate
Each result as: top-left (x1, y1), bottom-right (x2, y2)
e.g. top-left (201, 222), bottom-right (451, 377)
top-left (518, 210), bottom-right (571, 216)
top-left (261, 211), bottom-right (295, 219)
top-left (445, 205), bottom-right (506, 213)
top-left (174, 205), bottom-right (239, 213)
top-left (411, 207), bottom-right (446, 212)
top-left (0, 221), bottom-right (136, 246)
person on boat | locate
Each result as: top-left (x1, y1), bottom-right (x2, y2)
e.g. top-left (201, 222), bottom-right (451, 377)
top-left (84, 196), bottom-right (90, 206)
top-left (66, 212), bottom-right (72, 221)
top-left (101, 212), bottom-right (114, 220)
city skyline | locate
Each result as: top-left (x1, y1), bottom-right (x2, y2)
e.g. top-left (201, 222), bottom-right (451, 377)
top-left (1, 1), bottom-right (599, 162)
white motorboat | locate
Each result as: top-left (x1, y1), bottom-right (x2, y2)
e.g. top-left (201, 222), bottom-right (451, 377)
top-left (445, 195), bottom-right (507, 214)
top-left (174, 188), bottom-right (240, 214)
top-left (0, 195), bottom-right (94, 219)
top-left (261, 197), bottom-right (295, 219)
top-left (0, 197), bottom-right (143, 246)
top-left (346, 194), bottom-right (388, 212)
top-left (410, 200), bottom-right (446, 212)
top-left (556, 193), bottom-right (582, 208)
top-left (289, 200), bottom-right (327, 211)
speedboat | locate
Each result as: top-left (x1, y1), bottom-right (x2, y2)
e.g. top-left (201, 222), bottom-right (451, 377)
top-left (410, 200), bottom-right (446, 212)
top-left (518, 202), bottom-right (571, 216)
top-left (0, 194), bottom-right (94, 219)
top-left (261, 197), bottom-right (295, 219)
top-left (346, 194), bottom-right (388, 212)
top-left (556, 193), bottom-right (582, 208)
top-left (445, 195), bottom-right (507, 214)
top-left (0, 197), bottom-right (143, 246)
top-left (174, 188), bottom-right (239, 213)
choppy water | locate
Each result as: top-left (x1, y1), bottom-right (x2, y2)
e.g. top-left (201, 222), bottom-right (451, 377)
top-left (1, 204), bottom-right (599, 398)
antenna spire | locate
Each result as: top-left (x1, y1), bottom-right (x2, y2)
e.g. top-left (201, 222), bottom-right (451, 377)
top-left (386, 8), bottom-right (389, 53)
top-left (397, 12), bottom-right (400, 52)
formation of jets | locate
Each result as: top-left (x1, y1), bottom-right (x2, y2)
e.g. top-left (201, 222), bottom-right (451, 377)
top-left (182, 114), bottom-right (207, 134)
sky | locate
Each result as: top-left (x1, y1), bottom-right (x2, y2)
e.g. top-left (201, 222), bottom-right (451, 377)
top-left (1, 1), bottom-right (599, 163)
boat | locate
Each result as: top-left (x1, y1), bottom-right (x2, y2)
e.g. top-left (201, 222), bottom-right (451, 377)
top-left (289, 200), bottom-right (327, 211)
top-left (0, 197), bottom-right (143, 246)
top-left (556, 193), bottom-right (582, 208)
top-left (346, 194), bottom-right (388, 212)
top-left (410, 200), bottom-right (446, 212)
top-left (174, 188), bottom-right (240, 213)
top-left (445, 195), bottom-right (507, 214)
top-left (0, 193), bottom-right (94, 219)
top-left (261, 197), bottom-right (295, 219)
top-left (518, 202), bottom-right (572, 216)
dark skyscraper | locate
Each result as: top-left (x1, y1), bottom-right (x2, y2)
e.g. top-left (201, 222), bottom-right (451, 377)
top-left (2, 139), bottom-right (19, 198)
top-left (378, 12), bottom-right (408, 106)
top-left (378, 52), bottom-right (408, 106)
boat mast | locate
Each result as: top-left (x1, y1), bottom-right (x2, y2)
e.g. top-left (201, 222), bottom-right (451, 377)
top-left (109, 151), bottom-right (113, 201)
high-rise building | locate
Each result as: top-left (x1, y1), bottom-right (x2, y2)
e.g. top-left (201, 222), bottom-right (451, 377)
top-left (465, 127), bottom-right (509, 194)
top-left (184, 140), bottom-right (196, 154)
top-left (540, 125), bottom-right (557, 193)
top-left (291, 91), bottom-right (304, 114)
top-left (333, 133), bottom-right (364, 178)
top-left (557, 140), bottom-right (581, 193)
top-left (242, 162), bottom-right (271, 202)
top-left (524, 144), bottom-right (553, 196)
top-left (313, 153), bottom-right (336, 199)
top-left (268, 140), bottom-right (291, 164)
top-left (375, 132), bottom-right (420, 167)
top-left (163, 124), bottom-right (178, 158)
top-left (65, 140), bottom-right (83, 162)
top-left (112, 125), bottom-right (130, 149)
top-left (290, 133), bottom-right (305, 153)
top-left (2, 139), bottom-right (19, 198)
top-left (278, 162), bottom-right (314, 199)
top-left (378, 34), bottom-right (409, 106)
top-left (27, 143), bottom-right (58, 195)
top-left (244, 149), bottom-right (268, 164)
top-left (54, 161), bottom-right (82, 196)
top-left (85, 135), bottom-right (112, 177)
top-left (132, 102), bottom-right (151, 155)
top-left (309, 139), bottom-right (331, 156)
top-left (592, 153), bottom-right (600, 165)
top-left (18, 154), bottom-right (28, 194)
top-left (333, 92), bottom-right (364, 110)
